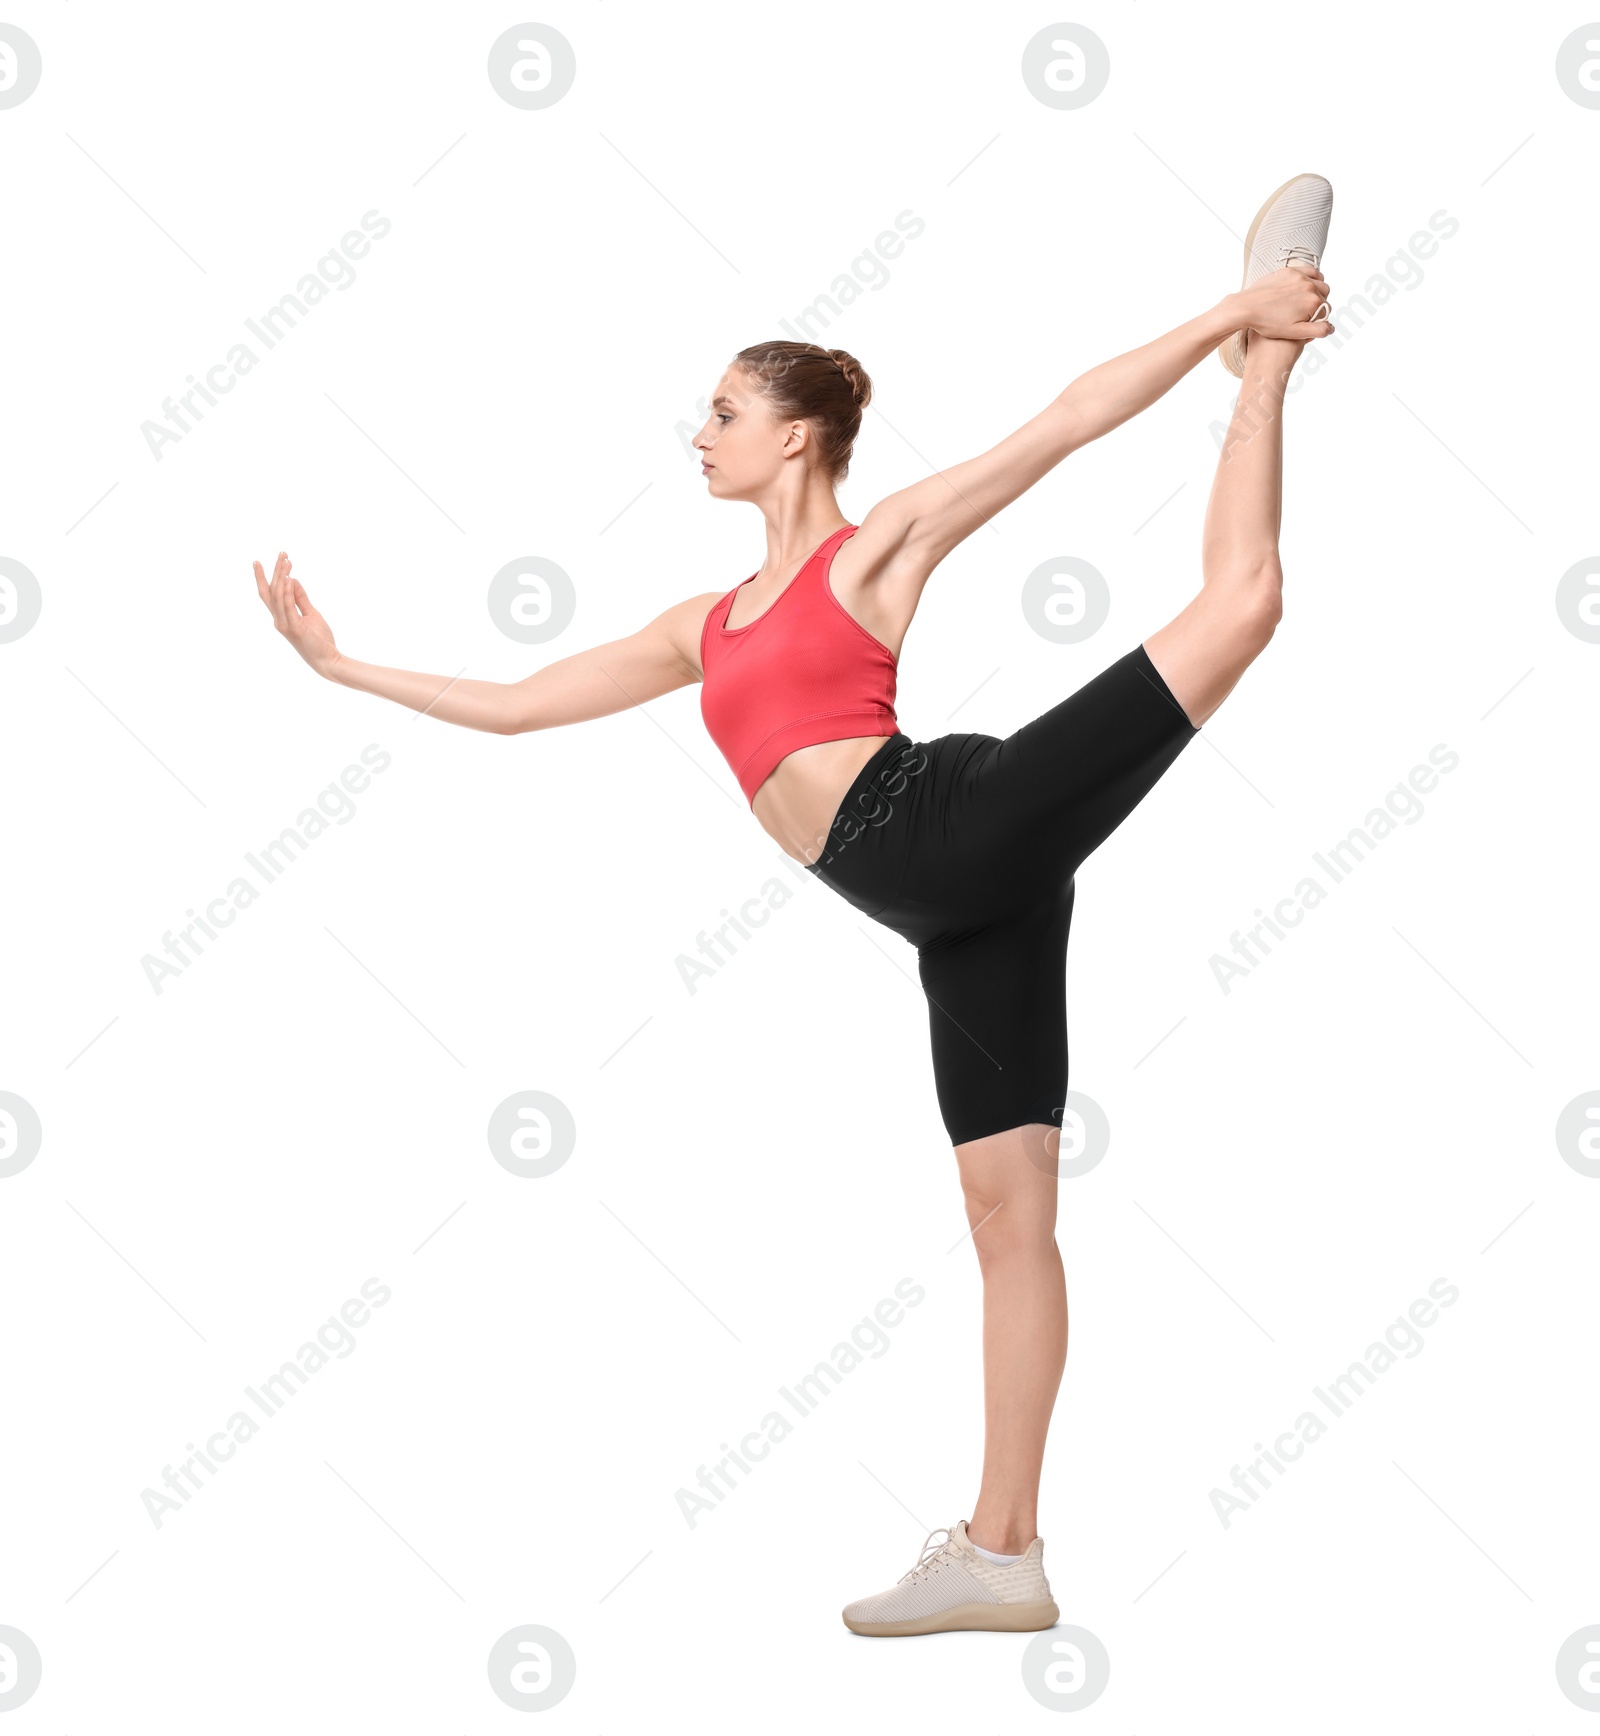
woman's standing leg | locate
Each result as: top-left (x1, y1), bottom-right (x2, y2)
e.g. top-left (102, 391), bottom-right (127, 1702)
top-left (956, 332), bottom-right (1308, 1555)
top-left (957, 1123), bottom-right (1065, 1554)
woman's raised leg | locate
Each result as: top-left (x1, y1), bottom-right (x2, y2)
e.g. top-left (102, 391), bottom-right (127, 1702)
top-left (1142, 332), bottom-right (1304, 725)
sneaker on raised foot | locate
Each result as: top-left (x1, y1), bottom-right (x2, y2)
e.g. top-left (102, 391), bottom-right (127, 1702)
top-left (841, 1520), bottom-right (1059, 1637)
top-left (1219, 172), bottom-right (1334, 376)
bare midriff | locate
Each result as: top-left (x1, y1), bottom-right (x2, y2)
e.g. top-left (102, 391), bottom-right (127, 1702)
top-left (751, 735), bottom-right (891, 867)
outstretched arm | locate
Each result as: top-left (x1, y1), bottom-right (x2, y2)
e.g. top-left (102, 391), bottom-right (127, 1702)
top-left (253, 552), bottom-right (716, 735)
top-left (855, 266), bottom-right (1332, 580)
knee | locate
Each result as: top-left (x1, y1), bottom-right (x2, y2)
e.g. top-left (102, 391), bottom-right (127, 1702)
top-left (1249, 575), bottom-right (1284, 644)
top-left (962, 1187), bottom-right (1057, 1268)
top-left (1217, 559), bottom-right (1283, 650)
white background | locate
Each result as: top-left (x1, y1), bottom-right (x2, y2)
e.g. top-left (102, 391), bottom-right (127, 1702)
top-left (3, 0), bottom-right (1597, 1727)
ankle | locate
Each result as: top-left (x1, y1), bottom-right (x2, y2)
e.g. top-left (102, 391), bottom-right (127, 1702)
top-left (968, 1517), bottom-right (1035, 1555)
top-left (1243, 332), bottom-right (1301, 380)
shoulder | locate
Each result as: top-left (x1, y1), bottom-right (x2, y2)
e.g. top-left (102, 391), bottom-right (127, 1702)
top-left (654, 589), bottom-right (732, 680)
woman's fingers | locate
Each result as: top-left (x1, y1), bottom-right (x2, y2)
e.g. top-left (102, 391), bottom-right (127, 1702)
top-left (272, 553), bottom-right (296, 632)
top-left (273, 557), bottom-right (294, 635)
top-left (1243, 267), bottom-right (1331, 336)
top-left (256, 551), bottom-right (330, 662)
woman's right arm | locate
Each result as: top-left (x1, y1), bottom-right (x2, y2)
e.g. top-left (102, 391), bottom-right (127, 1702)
top-left (254, 551), bottom-right (720, 735)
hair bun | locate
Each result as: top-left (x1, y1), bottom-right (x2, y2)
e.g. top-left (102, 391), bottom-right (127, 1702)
top-left (827, 348), bottom-right (870, 408)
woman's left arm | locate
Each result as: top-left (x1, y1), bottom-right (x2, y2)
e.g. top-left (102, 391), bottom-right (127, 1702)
top-left (854, 270), bottom-right (1329, 584)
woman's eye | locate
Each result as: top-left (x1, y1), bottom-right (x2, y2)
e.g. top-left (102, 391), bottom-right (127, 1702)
top-left (718, 414), bottom-right (732, 424)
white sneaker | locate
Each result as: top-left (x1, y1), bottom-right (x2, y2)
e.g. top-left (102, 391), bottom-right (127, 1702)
top-left (841, 1520), bottom-right (1060, 1637)
top-left (1219, 172), bottom-right (1334, 375)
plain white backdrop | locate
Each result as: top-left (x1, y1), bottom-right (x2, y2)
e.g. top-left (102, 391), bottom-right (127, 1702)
top-left (3, 0), bottom-right (1598, 1726)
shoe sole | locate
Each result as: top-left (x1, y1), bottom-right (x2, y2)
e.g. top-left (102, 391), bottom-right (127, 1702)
top-left (1219, 171), bottom-right (1323, 377)
top-left (843, 1597), bottom-right (1060, 1637)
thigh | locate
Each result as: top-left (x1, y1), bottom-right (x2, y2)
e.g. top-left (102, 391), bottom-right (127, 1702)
top-left (916, 882), bottom-right (1075, 1150)
top-left (969, 642), bottom-right (1198, 881)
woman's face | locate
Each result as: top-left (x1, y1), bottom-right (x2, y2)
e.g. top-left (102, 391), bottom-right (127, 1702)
top-left (692, 367), bottom-right (804, 500)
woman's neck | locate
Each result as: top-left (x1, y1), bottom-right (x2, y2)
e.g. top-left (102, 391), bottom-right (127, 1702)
top-left (754, 498), bottom-right (850, 579)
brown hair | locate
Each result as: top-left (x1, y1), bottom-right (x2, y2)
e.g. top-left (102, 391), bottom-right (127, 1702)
top-left (729, 341), bottom-right (873, 483)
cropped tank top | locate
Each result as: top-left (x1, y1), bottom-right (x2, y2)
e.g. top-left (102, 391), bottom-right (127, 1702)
top-left (699, 523), bottom-right (900, 806)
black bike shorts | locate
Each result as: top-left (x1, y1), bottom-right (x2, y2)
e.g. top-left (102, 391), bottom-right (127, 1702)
top-left (805, 643), bottom-right (1197, 1148)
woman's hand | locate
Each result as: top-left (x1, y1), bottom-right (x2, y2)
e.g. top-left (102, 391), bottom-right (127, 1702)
top-left (1225, 263), bottom-right (1334, 344)
top-left (253, 551), bottom-right (342, 678)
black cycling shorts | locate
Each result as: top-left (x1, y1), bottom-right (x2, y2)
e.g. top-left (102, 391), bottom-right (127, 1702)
top-left (805, 643), bottom-right (1197, 1148)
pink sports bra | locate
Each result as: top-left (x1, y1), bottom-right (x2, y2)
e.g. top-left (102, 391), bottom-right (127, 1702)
top-left (699, 523), bottom-right (900, 806)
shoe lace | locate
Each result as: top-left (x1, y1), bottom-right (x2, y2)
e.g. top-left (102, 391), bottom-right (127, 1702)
top-left (899, 1526), bottom-right (959, 1584)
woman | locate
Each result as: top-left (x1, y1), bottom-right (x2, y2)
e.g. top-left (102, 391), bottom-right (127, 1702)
top-left (255, 173), bottom-right (1334, 1638)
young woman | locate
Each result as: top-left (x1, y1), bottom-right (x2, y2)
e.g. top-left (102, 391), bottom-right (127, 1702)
top-left (255, 173), bottom-right (1334, 1639)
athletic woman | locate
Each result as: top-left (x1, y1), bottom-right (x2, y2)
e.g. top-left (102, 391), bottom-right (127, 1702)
top-left (255, 174), bottom-right (1334, 1638)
